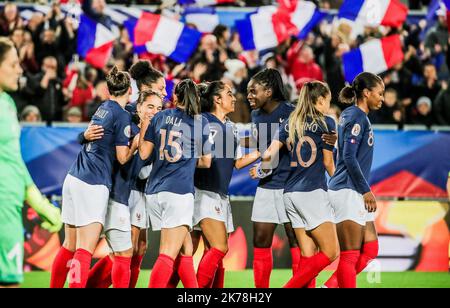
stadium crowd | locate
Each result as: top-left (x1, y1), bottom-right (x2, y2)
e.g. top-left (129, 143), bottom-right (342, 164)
top-left (1, 0), bottom-right (450, 127)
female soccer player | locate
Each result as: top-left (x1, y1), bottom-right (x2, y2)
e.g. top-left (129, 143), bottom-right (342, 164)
top-left (324, 72), bottom-right (384, 288)
top-left (85, 61), bottom-right (167, 288)
top-left (139, 79), bottom-right (213, 288)
top-left (0, 37), bottom-right (62, 288)
top-left (101, 90), bottom-right (164, 288)
top-left (51, 67), bottom-right (138, 289)
top-left (190, 81), bottom-right (261, 288)
top-left (258, 81), bottom-right (340, 288)
top-left (245, 68), bottom-right (300, 288)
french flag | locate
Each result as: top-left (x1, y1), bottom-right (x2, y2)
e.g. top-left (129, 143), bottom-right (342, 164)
top-left (236, 10), bottom-right (296, 51)
top-left (77, 14), bottom-right (116, 69)
top-left (338, 0), bottom-right (408, 28)
top-left (183, 7), bottom-right (222, 33)
top-left (342, 35), bottom-right (404, 82)
top-left (280, 0), bottom-right (328, 40)
top-left (126, 12), bottom-right (202, 63)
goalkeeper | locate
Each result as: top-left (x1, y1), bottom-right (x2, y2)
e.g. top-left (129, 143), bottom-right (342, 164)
top-left (0, 38), bottom-right (62, 287)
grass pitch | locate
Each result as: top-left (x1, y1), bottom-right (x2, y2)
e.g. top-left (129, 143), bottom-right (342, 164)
top-left (21, 270), bottom-right (450, 288)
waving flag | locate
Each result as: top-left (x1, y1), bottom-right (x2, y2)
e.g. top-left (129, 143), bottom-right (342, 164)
top-left (183, 7), bottom-right (222, 33)
top-left (126, 12), bottom-right (202, 63)
top-left (338, 0), bottom-right (408, 28)
top-left (342, 35), bottom-right (404, 82)
top-left (77, 14), bottom-right (116, 69)
top-left (279, 0), bottom-right (327, 39)
top-left (236, 10), bottom-right (297, 51)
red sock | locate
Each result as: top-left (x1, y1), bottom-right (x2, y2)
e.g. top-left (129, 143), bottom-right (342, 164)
top-left (298, 256), bottom-right (316, 288)
top-left (178, 256), bottom-right (199, 288)
top-left (356, 241), bottom-right (379, 273)
top-left (211, 261), bottom-right (225, 288)
top-left (112, 256), bottom-right (131, 288)
top-left (149, 254), bottom-right (175, 288)
top-left (86, 256), bottom-right (113, 288)
top-left (167, 256), bottom-right (181, 288)
top-left (336, 250), bottom-right (360, 289)
top-left (324, 272), bottom-right (339, 288)
top-left (50, 247), bottom-right (74, 288)
top-left (68, 249), bottom-right (92, 288)
top-left (290, 247), bottom-right (301, 275)
top-left (129, 255), bottom-right (144, 288)
top-left (197, 248), bottom-right (226, 288)
top-left (284, 252), bottom-right (331, 288)
top-left (253, 248), bottom-right (273, 288)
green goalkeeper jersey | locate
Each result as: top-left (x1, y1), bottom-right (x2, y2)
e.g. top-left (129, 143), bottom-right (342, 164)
top-left (0, 92), bottom-right (33, 208)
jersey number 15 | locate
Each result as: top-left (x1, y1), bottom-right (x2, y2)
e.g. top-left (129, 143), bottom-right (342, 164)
top-left (159, 129), bottom-right (182, 163)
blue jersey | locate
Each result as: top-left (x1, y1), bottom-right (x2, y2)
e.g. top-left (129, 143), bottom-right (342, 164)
top-left (110, 122), bottom-right (145, 205)
top-left (279, 117), bottom-right (336, 193)
top-left (251, 101), bottom-right (294, 189)
top-left (69, 100), bottom-right (131, 189)
top-left (329, 106), bottom-right (374, 195)
top-left (194, 113), bottom-right (241, 197)
top-left (144, 108), bottom-right (213, 195)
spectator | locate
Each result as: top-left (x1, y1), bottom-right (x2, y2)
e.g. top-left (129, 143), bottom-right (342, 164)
top-left (370, 88), bottom-right (404, 126)
top-left (222, 59), bottom-right (250, 123)
top-left (82, 0), bottom-right (114, 30)
top-left (65, 107), bottom-right (83, 123)
top-left (10, 28), bottom-right (39, 74)
top-left (85, 81), bottom-right (109, 120)
top-left (213, 25), bottom-right (237, 59)
top-left (425, 4), bottom-right (448, 78)
top-left (411, 96), bottom-right (435, 127)
top-left (286, 41), bottom-right (324, 90)
top-left (24, 56), bottom-right (65, 122)
top-left (67, 74), bottom-right (94, 121)
top-left (0, 3), bottom-right (23, 37)
top-left (20, 105), bottom-right (42, 123)
top-left (411, 63), bottom-right (442, 122)
top-left (113, 26), bottom-right (134, 69)
top-left (433, 86), bottom-right (450, 125)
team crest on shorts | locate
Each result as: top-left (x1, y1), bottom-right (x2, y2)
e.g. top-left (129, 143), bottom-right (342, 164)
top-left (136, 213), bottom-right (141, 222)
top-left (351, 124), bottom-right (361, 136)
top-left (215, 206), bottom-right (222, 215)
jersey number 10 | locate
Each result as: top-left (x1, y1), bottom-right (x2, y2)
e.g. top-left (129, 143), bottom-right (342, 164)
top-left (290, 136), bottom-right (318, 168)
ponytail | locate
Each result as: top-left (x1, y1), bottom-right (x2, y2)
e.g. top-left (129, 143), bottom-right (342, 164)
top-left (174, 79), bottom-right (201, 117)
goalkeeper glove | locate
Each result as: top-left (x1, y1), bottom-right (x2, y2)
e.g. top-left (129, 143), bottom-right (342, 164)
top-left (26, 185), bottom-right (63, 233)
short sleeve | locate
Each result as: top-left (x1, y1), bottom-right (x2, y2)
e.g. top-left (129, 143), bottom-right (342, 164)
top-left (114, 110), bottom-right (131, 147)
top-left (201, 117), bottom-right (214, 156)
top-left (144, 115), bottom-right (158, 144)
top-left (323, 116), bottom-right (337, 152)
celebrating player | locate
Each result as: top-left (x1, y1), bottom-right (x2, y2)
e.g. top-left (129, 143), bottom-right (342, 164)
top-left (190, 81), bottom-right (261, 288)
top-left (51, 67), bottom-right (138, 288)
top-left (324, 72), bottom-right (384, 288)
top-left (0, 37), bottom-right (62, 288)
top-left (85, 61), bottom-right (167, 288)
top-left (245, 68), bottom-right (300, 287)
top-left (139, 79), bottom-right (213, 288)
top-left (258, 81), bottom-right (340, 288)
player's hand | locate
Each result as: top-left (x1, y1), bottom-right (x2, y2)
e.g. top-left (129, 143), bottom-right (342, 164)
top-left (249, 164), bottom-right (259, 179)
top-left (84, 124), bottom-right (104, 142)
top-left (322, 131), bottom-right (337, 146)
top-left (25, 185), bottom-right (63, 233)
top-left (363, 191), bottom-right (377, 213)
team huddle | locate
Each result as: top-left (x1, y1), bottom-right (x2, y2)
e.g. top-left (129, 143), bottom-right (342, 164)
top-left (49, 60), bottom-right (384, 289)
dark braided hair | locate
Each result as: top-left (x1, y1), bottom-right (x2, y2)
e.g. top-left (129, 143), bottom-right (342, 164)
top-left (250, 68), bottom-right (288, 102)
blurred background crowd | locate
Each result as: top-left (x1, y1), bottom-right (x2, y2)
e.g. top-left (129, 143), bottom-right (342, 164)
top-left (2, 0), bottom-right (450, 128)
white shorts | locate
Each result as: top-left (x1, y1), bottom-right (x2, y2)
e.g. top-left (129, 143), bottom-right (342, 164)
top-left (366, 212), bottom-right (376, 222)
top-left (193, 188), bottom-right (235, 234)
top-left (283, 190), bottom-right (335, 231)
top-left (329, 189), bottom-right (370, 226)
top-left (129, 190), bottom-right (149, 229)
top-left (146, 192), bottom-right (194, 231)
top-left (251, 187), bottom-right (290, 224)
top-left (62, 174), bottom-right (109, 227)
top-left (105, 229), bottom-right (132, 253)
top-left (104, 200), bottom-right (131, 232)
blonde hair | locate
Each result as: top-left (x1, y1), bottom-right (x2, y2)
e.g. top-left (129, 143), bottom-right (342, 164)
top-left (288, 81), bottom-right (331, 145)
